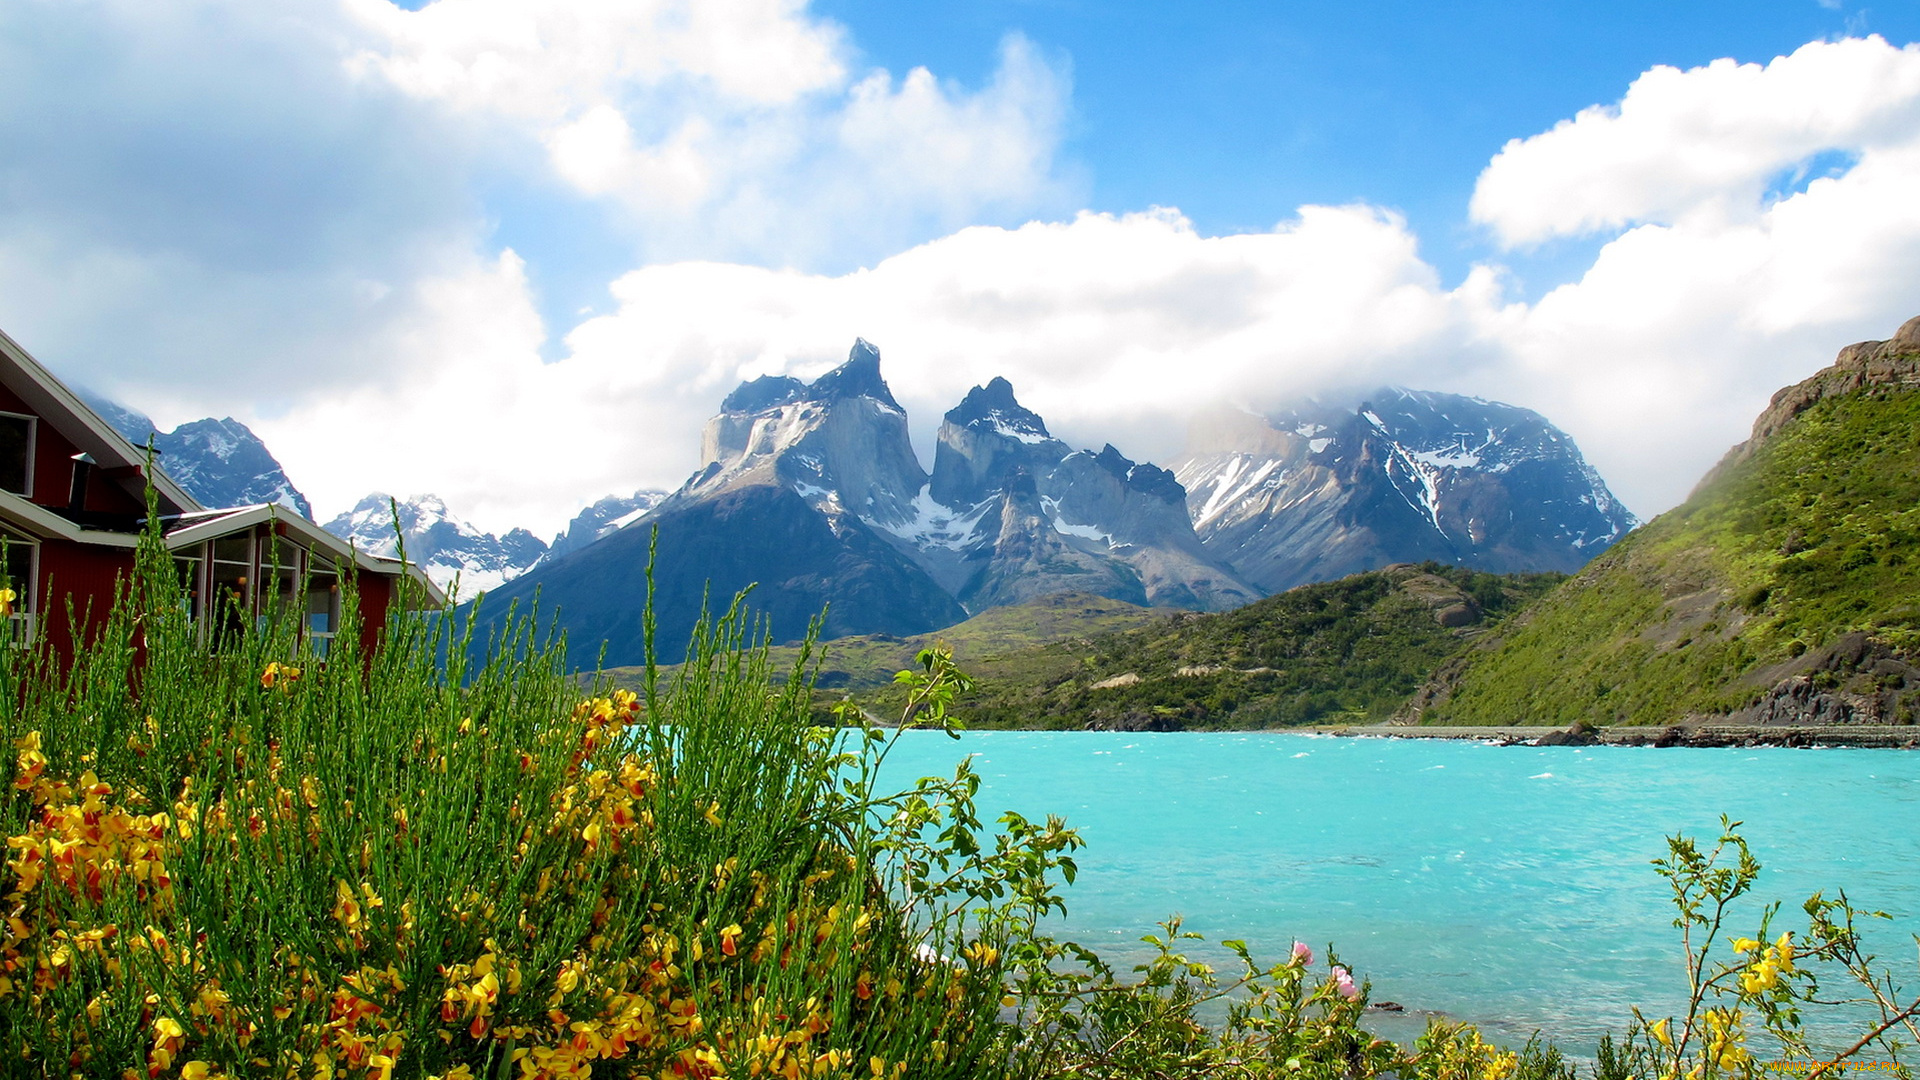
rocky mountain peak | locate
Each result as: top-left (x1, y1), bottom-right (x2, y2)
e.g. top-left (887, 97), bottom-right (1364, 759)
top-left (945, 376), bottom-right (1052, 438)
top-left (720, 375), bottom-right (806, 414)
top-left (81, 395), bottom-right (314, 518)
top-left (806, 339), bottom-right (901, 411)
top-left (324, 492), bottom-right (548, 597)
top-left (930, 377), bottom-right (1067, 508)
top-left (687, 340), bottom-right (925, 532)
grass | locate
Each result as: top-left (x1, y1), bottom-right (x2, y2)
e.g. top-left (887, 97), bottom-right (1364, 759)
top-left (1425, 386), bottom-right (1920, 726)
top-left (0, 519), bottom-right (1024, 1078)
top-left (8, 507), bottom-right (1915, 1078)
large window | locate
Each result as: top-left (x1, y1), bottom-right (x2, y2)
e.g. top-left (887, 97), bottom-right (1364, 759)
top-left (185, 531), bottom-right (344, 655)
top-left (208, 534), bottom-right (252, 648)
top-left (0, 413), bottom-right (34, 497)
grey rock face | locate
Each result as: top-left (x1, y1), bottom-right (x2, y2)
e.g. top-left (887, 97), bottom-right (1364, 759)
top-left (151, 418), bottom-right (315, 518)
top-left (687, 339), bottom-right (927, 532)
top-left (929, 377), bottom-right (1069, 507)
top-left (485, 341), bottom-right (966, 664)
top-left (1175, 388), bottom-right (1636, 594)
top-left (956, 469), bottom-right (1148, 611)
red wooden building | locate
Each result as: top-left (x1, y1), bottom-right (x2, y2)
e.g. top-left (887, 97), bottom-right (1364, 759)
top-left (0, 325), bottom-right (439, 662)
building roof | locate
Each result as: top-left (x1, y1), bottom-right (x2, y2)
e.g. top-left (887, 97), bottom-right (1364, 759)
top-left (0, 326), bottom-right (200, 516)
top-left (164, 503), bottom-right (446, 606)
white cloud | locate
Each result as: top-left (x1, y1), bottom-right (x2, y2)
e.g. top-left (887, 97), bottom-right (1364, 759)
top-left (1471, 36), bottom-right (1920, 248)
top-left (254, 21), bottom-right (1920, 540)
top-left (0, 0), bottom-right (1078, 527)
top-left (346, 0), bottom-right (1074, 264)
top-left (9, 8), bottom-right (1920, 547)
top-left (250, 206), bottom-right (1490, 535)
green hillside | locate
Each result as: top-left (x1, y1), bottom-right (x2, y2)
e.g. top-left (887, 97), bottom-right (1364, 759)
top-left (1416, 323), bottom-right (1920, 726)
top-left (944, 564), bottom-right (1561, 729)
top-left (602, 591), bottom-right (1163, 696)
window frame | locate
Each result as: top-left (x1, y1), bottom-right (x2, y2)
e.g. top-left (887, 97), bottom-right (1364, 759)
top-left (0, 410), bottom-right (36, 499)
top-left (1, 531), bottom-right (37, 647)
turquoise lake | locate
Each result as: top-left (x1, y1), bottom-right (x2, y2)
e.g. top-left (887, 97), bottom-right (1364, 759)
top-left (878, 731), bottom-right (1920, 1049)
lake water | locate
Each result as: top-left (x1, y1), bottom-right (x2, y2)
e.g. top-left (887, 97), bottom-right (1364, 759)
top-left (878, 731), bottom-right (1920, 1050)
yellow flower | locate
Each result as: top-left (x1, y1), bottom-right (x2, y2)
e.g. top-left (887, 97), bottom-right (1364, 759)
top-left (704, 802), bottom-right (724, 827)
top-left (181, 1063), bottom-right (213, 1080)
top-left (1650, 1018), bottom-right (1672, 1048)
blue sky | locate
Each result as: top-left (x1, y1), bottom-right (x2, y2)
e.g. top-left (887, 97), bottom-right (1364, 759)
top-left (2, 0), bottom-right (1919, 533)
top-left (832, 0), bottom-right (1915, 282)
top-left (484, 0), bottom-right (1920, 336)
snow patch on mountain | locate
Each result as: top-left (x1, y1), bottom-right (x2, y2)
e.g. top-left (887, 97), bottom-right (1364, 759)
top-left (544, 489), bottom-right (669, 562)
top-left (872, 485), bottom-right (996, 552)
top-left (324, 493), bottom-right (547, 597)
top-left (83, 398), bottom-right (313, 517)
top-left (1173, 388), bottom-right (1638, 594)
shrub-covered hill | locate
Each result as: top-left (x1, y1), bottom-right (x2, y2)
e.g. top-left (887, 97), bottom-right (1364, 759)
top-left (602, 591), bottom-right (1164, 698)
top-left (933, 564), bottom-right (1562, 730)
top-left (1410, 316), bottom-right (1920, 728)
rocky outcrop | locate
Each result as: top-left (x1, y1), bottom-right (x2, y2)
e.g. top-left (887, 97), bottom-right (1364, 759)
top-left (1696, 315), bottom-right (1920, 492)
top-left (1728, 632), bottom-right (1920, 726)
top-left (1175, 389), bottom-right (1635, 594)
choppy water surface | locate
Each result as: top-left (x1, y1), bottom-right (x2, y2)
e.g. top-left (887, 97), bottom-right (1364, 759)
top-left (879, 731), bottom-right (1920, 1049)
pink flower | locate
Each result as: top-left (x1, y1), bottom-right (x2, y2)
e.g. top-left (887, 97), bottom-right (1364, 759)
top-left (1331, 965), bottom-right (1359, 1000)
top-left (1290, 941), bottom-right (1314, 967)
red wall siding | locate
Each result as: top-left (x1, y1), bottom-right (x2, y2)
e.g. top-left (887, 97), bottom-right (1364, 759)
top-left (356, 573), bottom-right (394, 657)
top-left (36, 539), bottom-right (136, 667)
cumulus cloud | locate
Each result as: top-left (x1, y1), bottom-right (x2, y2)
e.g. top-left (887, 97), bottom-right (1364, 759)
top-left (9, 7), bottom-right (1920, 543)
top-left (254, 205), bottom-right (1500, 535)
top-left (256, 30), bottom-right (1920, 537)
top-left (1467, 35), bottom-right (1920, 511)
top-left (345, 0), bottom-right (1074, 264)
top-left (1471, 36), bottom-right (1920, 247)
top-left (0, 0), bottom-right (1075, 436)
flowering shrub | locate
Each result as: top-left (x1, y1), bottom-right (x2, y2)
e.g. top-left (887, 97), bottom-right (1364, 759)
top-left (0, 524), bottom-right (1023, 1079)
top-left (3, 513), bottom-right (1915, 1080)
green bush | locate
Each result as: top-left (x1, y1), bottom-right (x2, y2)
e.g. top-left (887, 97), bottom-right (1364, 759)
top-left (4, 515), bottom-right (1915, 1079)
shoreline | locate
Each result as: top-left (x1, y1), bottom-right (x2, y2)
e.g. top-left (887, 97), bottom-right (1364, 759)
top-left (1303, 722), bottom-right (1920, 749)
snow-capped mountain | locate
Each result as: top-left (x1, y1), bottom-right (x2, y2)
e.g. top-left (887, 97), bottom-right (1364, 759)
top-left (323, 494), bottom-right (547, 596)
top-left (478, 341), bottom-right (967, 664)
top-left (85, 399), bottom-right (312, 517)
top-left (544, 489), bottom-right (670, 562)
top-left (905, 377), bottom-right (1258, 611)
top-left (1174, 388), bottom-right (1637, 593)
top-left (482, 341), bottom-right (1256, 665)
top-left (672, 349), bottom-right (1254, 612)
